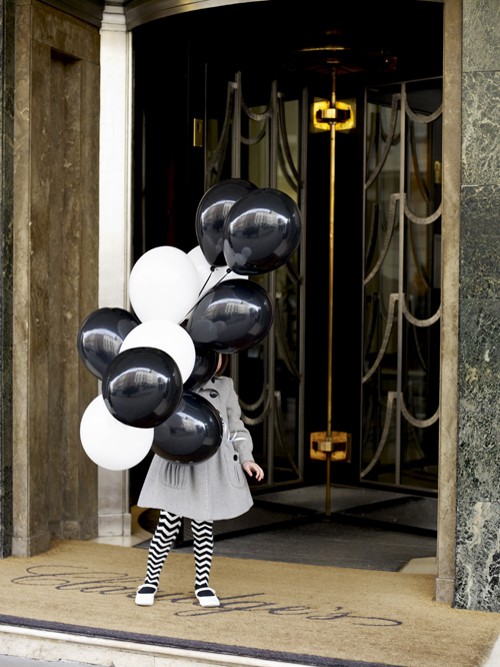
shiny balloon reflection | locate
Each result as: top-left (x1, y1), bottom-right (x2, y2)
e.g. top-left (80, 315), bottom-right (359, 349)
top-left (223, 188), bottom-right (302, 275)
top-left (184, 347), bottom-right (219, 391)
top-left (185, 278), bottom-right (274, 353)
top-left (195, 178), bottom-right (257, 266)
top-left (152, 392), bottom-right (223, 464)
top-left (77, 307), bottom-right (141, 380)
top-left (102, 347), bottom-right (183, 428)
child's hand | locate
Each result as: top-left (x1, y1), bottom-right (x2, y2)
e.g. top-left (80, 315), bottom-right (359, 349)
top-left (242, 461), bottom-right (264, 482)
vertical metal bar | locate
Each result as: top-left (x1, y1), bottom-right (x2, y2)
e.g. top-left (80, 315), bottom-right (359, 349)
top-left (266, 81), bottom-right (279, 483)
top-left (297, 85), bottom-right (309, 479)
top-left (231, 72), bottom-right (241, 179)
top-left (325, 452), bottom-right (332, 514)
top-left (322, 68), bottom-right (338, 517)
top-left (230, 73), bottom-right (241, 390)
top-left (396, 83), bottom-right (406, 485)
top-left (203, 62), bottom-right (208, 191)
top-left (327, 68), bottom-right (337, 438)
top-left (360, 87), bottom-right (369, 477)
top-left (270, 82), bottom-right (278, 188)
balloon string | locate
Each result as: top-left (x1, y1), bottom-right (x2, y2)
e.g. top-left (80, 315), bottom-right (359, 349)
top-left (197, 267), bottom-right (232, 297)
top-left (182, 267), bottom-right (233, 325)
top-left (210, 267), bottom-right (232, 291)
top-left (198, 265), bottom-right (216, 296)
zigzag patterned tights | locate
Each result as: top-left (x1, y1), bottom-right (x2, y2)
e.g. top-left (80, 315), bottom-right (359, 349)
top-left (143, 510), bottom-right (214, 591)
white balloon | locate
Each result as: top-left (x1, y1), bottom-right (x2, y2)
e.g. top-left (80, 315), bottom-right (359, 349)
top-left (80, 395), bottom-right (153, 471)
top-left (129, 246), bottom-right (200, 323)
top-left (120, 319), bottom-right (196, 382)
top-left (188, 245), bottom-right (248, 297)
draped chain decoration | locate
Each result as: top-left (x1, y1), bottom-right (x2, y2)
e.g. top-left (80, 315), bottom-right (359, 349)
top-left (361, 80), bottom-right (442, 487)
top-left (365, 94), bottom-right (401, 189)
top-left (208, 73), bottom-right (303, 488)
top-left (205, 81), bottom-right (237, 187)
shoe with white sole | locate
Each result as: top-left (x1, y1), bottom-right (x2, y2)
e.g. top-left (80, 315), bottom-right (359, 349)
top-left (195, 586), bottom-right (220, 607)
top-left (135, 584), bottom-right (157, 606)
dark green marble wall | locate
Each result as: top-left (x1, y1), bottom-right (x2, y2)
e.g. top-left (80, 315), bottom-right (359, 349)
top-left (455, 0), bottom-right (500, 612)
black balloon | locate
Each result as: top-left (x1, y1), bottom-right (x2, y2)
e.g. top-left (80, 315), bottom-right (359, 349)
top-left (152, 391), bottom-right (223, 464)
top-left (102, 347), bottom-right (183, 428)
top-left (184, 278), bottom-right (274, 353)
top-left (77, 307), bottom-right (141, 380)
top-left (195, 178), bottom-right (257, 267)
top-left (223, 187), bottom-right (302, 275)
top-left (183, 347), bottom-right (219, 391)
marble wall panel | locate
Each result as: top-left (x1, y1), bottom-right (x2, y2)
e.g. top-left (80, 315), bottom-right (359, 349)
top-left (32, 2), bottom-right (100, 60)
top-left (457, 297), bottom-right (500, 501)
top-left (454, 500), bottom-right (500, 611)
top-left (456, 0), bottom-right (500, 613)
top-left (463, 0), bottom-right (500, 72)
top-left (462, 72), bottom-right (500, 186)
top-left (460, 185), bottom-right (500, 298)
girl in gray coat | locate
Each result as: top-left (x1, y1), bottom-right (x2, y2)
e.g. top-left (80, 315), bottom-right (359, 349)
top-left (135, 354), bottom-right (264, 608)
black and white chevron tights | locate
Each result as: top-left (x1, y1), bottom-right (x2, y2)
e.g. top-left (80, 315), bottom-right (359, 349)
top-left (143, 510), bottom-right (214, 591)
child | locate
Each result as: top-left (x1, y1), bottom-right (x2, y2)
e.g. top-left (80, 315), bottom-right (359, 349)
top-left (135, 353), bottom-right (264, 607)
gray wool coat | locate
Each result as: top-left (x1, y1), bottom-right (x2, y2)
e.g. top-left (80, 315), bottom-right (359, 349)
top-left (137, 375), bottom-right (255, 522)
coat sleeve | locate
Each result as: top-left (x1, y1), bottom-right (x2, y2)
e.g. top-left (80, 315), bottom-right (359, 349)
top-left (225, 378), bottom-right (254, 463)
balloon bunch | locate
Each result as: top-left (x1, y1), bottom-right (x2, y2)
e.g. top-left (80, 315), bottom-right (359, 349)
top-left (77, 179), bottom-right (302, 471)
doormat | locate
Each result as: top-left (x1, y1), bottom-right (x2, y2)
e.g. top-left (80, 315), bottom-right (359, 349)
top-left (0, 540), bottom-right (498, 667)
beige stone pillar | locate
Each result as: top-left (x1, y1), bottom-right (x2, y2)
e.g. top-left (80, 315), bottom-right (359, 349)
top-left (436, 0), bottom-right (461, 604)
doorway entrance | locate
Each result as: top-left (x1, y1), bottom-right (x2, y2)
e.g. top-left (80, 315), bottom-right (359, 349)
top-left (129, 1), bottom-right (444, 509)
